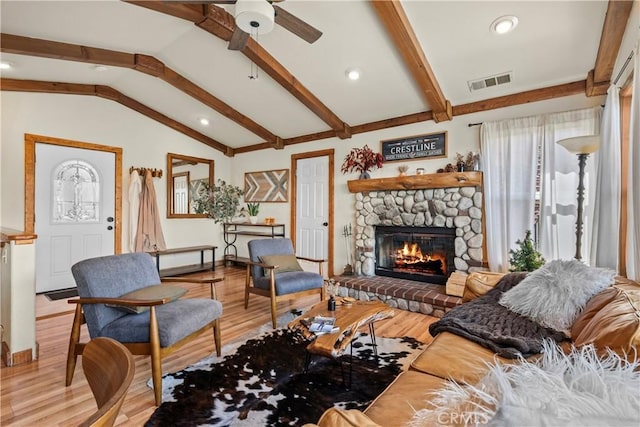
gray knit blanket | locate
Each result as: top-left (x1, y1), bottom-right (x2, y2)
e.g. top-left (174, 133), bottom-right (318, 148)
top-left (429, 273), bottom-right (569, 358)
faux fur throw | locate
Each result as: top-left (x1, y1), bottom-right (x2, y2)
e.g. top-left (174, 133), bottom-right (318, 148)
top-left (429, 273), bottom-right (568, 358)
top-left (407, 341), bottom-right (640, 427)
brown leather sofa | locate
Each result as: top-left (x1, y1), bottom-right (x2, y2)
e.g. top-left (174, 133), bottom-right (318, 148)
top-left (306, 273), bottom-right (640, 427)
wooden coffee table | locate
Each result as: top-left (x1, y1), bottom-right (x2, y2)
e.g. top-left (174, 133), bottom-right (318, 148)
top-left (289, 299), bottom-right (395, 385)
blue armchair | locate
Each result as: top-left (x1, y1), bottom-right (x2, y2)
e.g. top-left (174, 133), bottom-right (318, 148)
top-left (65, 252), bottom-right (223, 406)
top-left (245, 238), bottom-right (324, 328)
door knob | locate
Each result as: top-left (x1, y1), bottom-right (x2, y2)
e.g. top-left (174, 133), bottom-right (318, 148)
top-left (107, 216), bottom-right (114, 222)
top-left (322, 222), bottom-right (328, 226)
top-left (107, 225), bottom-right (113, 231)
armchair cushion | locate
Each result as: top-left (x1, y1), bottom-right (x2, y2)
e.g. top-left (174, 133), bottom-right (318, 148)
top-left (253, 271), bottom-right (324, 295)
top-left (106, 285), bottom-right (187, 314)
top-left (259, 254), bottom-right (303, 276)
top-left (100, 299), bottom-right (223, 347)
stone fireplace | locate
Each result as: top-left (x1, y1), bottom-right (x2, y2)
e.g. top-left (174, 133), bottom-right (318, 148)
top-left (349, 172), bottom-right (484, 283)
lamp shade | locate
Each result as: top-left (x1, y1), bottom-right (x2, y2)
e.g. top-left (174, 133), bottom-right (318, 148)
top-left (556, 135), bottom-right (601, 154)
top-left (235, 0), bottom-right (275, 35)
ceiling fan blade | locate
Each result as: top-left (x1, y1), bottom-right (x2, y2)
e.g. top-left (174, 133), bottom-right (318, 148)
top-left (228, 26), bottom-right (249, 50)
top-left (273, 5), bottom-right (322, 44)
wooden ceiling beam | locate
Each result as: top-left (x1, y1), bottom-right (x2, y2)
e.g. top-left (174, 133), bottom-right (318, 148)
top-left (371, 0), bottom-right (452, 123)
top-left (1, 78), bottom-right (233, 156)
top-left (128, 2), bottom-right (352, 139)
top-left (590, 0), bottom-right (634, 90)
top-left (0, 33), bottom-right (275, 145)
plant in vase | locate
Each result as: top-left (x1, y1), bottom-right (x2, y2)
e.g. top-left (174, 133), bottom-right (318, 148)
top-left (194, 179), bottom-right (244, 224)
top-left (246, 202), bottom-right (260, 224)
top-left (341, 144), bottom-right (384, 179)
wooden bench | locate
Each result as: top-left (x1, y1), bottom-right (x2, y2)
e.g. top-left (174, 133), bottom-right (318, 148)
top-left (150, 245), bottom-right (217, 277)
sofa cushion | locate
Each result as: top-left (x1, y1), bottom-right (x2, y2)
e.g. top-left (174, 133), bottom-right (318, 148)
top-left (572, 283), bottom-right (640, 359)
top-left (308, 408), bottom-right (381, 427)
top-left (364, 370), bottom-right (448, 427)
top-left (106, 284), bottom-right (187, 314)
top-left (411, 331), bottom-right (516, 384)
top-left (499, 259), bottom-right (615, 331)
top-left (462, 271), bottom-right (506, 302)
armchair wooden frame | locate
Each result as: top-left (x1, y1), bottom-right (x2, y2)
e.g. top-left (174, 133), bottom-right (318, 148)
top-left (66, 277), bottom-right (222, 406)
top-left (81, 337), bottom-right (135, 427)
top-left (245, 256), bottom-right (325, 328)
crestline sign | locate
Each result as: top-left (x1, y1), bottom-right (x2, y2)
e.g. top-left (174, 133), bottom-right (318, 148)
top-left (380, 131), bottom-right (447, 162)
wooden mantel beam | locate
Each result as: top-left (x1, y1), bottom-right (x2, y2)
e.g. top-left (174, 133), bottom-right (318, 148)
top-left (589, 0), bottom-right (634, 95)
top-left (0, 32), bottom-right (274, 148)
top-left (0, 78), bottom-right (232, 156)
top-left (370, 0), bottom-right (452, 123)
top-left (125, 1), bottom-right (352, 139)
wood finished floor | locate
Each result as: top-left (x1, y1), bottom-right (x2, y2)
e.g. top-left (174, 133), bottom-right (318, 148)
top-left (1, 265), bottom-right (438, 426)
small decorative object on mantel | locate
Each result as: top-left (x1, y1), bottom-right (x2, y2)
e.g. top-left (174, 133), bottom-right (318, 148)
top-left (416, 167), bottom-right (425, 175)
top-left (398, 165), bottom-right (409, 176)
top-left (341, 144), bottom-right (384, 179)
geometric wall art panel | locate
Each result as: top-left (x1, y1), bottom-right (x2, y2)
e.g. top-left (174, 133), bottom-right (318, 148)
top-left (244, 169), bottom-right (289, 202)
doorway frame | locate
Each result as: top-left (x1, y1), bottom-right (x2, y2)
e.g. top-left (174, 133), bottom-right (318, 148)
top-left (24, 133), bottom-right (123, 254)
top-left (290, 149), bottom-right (335, 277)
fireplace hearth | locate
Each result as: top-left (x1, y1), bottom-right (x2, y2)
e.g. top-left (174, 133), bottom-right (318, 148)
top-left (375, 226), bottom-right (455, 285)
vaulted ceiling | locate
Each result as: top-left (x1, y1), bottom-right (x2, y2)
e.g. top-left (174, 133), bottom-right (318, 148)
top-left (0, 1), bottom-right (633, 157)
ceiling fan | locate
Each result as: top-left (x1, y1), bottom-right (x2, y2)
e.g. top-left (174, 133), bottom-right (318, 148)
top-left (209, 0), bottom-right (322, 50)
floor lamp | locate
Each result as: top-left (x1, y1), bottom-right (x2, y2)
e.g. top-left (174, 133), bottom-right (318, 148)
top-left (557, 135), bottom-right (601, 261)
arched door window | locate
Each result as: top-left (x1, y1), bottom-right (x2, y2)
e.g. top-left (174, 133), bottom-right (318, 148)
top-left (53, 160), bottom-right (100, 223)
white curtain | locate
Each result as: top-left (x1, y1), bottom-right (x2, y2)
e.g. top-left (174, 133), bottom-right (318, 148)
top-left (480, 116), bottom-right (542, 272)
top-left (590, 85), bottom-right (621, 269)
top-left (538, 107), bottom-right (601, 262)
top-left (627, 46), bottom-right (640, 280)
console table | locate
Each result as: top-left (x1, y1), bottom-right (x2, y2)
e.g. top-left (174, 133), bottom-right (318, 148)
top-left (223, 223), bottom-right (285, 264)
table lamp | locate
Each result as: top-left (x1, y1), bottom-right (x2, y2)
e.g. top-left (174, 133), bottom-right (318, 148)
top-left (556, 135), bottom-right (601, 261)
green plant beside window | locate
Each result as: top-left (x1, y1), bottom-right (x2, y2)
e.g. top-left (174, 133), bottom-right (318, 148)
top-left (509, 230), bottom-right (546, 272)
top-left (246, 203), bottom-right (260, 216)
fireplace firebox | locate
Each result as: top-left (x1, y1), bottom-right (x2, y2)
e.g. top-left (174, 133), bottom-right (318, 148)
top-left (375, 226), bottom-right (456, 285)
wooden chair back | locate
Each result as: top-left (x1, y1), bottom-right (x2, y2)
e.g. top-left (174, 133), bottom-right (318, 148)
top-left (80, 337), bottom-right (135, 427)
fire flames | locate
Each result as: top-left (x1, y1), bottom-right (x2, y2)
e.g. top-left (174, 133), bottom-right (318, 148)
top-left (393, 241), bottom-right (446, 274)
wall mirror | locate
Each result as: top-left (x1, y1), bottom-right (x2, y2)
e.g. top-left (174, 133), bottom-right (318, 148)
top-left (166, 153), bottom-right (214, 218)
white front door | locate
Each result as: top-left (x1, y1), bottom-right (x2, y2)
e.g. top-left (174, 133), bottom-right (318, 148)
top-left (295, 156), bottom-right (329, 268)
top-left (35, 144), bottom-right (116, 293)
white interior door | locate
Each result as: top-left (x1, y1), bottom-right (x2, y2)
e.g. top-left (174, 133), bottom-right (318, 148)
top-left (35, 144), bottom-right (115, 293)
top-left (296, 156), bottom-right (329, 265)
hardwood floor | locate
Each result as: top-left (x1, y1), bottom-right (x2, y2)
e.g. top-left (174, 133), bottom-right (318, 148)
top-left (1, 265), bottom-right (438, 426)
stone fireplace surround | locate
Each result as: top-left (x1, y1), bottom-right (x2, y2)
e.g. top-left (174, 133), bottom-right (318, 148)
top-left (333, 172), bottom-right (484, 317)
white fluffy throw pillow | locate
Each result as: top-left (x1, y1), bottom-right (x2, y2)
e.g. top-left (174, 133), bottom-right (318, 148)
top-left (498, 259), bottom-right (615, 331)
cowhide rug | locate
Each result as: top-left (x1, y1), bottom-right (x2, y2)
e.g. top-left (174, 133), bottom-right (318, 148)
top-left (145, 328), bottom-right (424, 427)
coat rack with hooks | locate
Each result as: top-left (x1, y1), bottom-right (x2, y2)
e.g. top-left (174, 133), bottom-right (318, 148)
top-left (129, 166), bottom-right (163, 178)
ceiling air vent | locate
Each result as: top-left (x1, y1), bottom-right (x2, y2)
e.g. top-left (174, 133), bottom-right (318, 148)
top-left (468, 71), bottom-right (513, 92)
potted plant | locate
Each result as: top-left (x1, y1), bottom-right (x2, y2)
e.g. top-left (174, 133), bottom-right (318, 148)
top-left (194, 179), bottom-right (244, 224)
top-left (246, 202), bottom-right (260, 224)
top-left (341, 144), bottom-right (384, 179)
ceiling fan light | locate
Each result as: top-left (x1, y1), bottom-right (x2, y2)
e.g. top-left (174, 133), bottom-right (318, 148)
top-left (0, 62), bottom-right (13, 70)
top-left (235, 0), bottom-right (275, 35)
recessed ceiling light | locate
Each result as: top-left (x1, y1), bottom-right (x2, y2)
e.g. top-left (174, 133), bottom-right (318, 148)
top-left (0, 62), bottom-right (13, 70)
top-left (491, 15), bottom-right (518, 35)
top-left (199, 118), bottom-right (210, 126)
top-left (93, 65), bottom-right (109, 72)
top-left (345, 68), bottom-right (361, 81)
